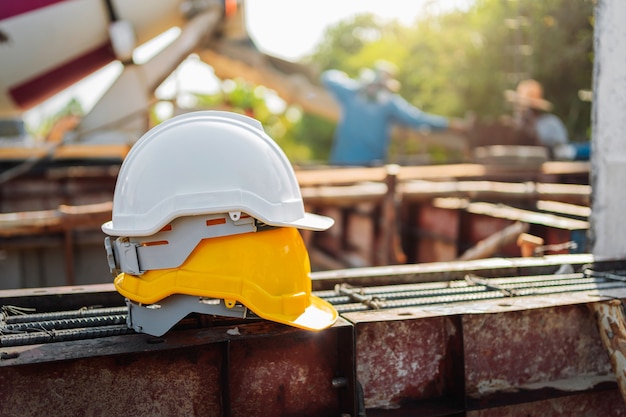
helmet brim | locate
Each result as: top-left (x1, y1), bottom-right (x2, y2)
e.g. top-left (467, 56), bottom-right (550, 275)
top-left (278, 212), bottom-right (335, 231)
top-left (101, 211), bottom-right (334, 237)
top-left (287, 295), bottom-right (338, 331)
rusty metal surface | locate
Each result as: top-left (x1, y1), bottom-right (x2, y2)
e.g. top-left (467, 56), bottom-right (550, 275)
top-left (346, 297), bottom-right (626, 415)
top-left (467, 390), bottom-right (626, 416)
top-left (354, 317), bottom-right (462, 411)
top-left (229, 329), bottom-right (344, 417)
top-left (334, 258), bottom-right (626, 415)
top-left (3, 347), bottom-right (223, 417)
top-left (413, 203), bottom-right (461, 262)
top-left (3, 256), bottom-right (626, 416)
top-left (463, 305), bottom-right (612, 400)
top-left (0, 320), bottom-right (355, 417)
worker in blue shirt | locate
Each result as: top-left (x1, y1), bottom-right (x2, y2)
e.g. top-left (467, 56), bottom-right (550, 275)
top-left (321, 61), bottom-right (468, 166)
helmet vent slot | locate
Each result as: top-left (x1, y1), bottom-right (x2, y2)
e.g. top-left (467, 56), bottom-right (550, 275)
top-left (206, 218), bottom-right (227, 227)
top-left (141, 240), bottom-right (169, 247)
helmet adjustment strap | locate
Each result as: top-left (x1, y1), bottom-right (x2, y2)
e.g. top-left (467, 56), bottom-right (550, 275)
top-left (105, 212), bottom-right (256, 276)
top-left (125, 294), bottom-right (253, 337)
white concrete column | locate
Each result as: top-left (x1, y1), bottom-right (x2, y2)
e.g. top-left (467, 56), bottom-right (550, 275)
top-left (591, 0), bottom-right (626, 260)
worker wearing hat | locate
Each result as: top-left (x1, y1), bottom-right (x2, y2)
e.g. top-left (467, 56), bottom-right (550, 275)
top-left (321, 61), bottom-right (468, 166)
top-left (505, 79), bottom-right (590, 160)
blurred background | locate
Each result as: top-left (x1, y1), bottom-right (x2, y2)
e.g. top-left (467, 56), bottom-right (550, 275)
top-left (11, 0), bottom-right (594, 165)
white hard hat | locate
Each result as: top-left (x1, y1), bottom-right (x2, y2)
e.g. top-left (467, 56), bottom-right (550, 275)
top-left (102, 111), bottom-right (334, 237)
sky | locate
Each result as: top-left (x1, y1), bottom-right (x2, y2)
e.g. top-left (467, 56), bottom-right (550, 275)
top-left (245, 0), bottom-right (451, 61)
top-left (23, 0), bottom-right (471, 127)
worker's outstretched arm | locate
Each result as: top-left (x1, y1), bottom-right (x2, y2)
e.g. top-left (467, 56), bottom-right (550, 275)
top-left (320, 70), bottom-right (359, 106)
top-left (389, 95), bottom-right (450, 132)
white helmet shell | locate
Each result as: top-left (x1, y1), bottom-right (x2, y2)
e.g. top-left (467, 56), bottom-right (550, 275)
top-left (102, 111), bottom-right (334, 237)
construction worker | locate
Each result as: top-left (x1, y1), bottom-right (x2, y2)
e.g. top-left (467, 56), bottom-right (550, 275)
top-left (102, 111), bottom-right (338, 336)
top-left (321, 60), bottom-right (468, 166)
top-left (504, 79), bottom-right (590, 161)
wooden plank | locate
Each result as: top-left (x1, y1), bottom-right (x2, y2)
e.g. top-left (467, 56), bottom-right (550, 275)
top-left (0, 202), bottom-right (112, 236)
top-left (300, 182), bottom-right (386, 206)
top-left (536, 200), bottom-right (592, 218)
top-left (401, 180), bottom-right (590, 205)
top-left (433, 198), bottom-right (590, 231)
top-left (295, 166), bottom-right (388, 186)
top-left (542, 161), bottom-right (591, 175)
top-left (399, 164), bottom-right (487, 181)
top-left (296, 162), bottom-right (590, 187)
top-left (0, 144), bottom-right (130, 161)
top-left (458, 221), bottom-right (529, 261)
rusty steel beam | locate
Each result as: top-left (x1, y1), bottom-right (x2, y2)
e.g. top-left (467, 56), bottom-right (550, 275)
top-left (3, 256), bottom-right (626, 416)
top-left (465, 390), bottom-right (625, 417)
top-left (0, 319), bottom-right (356, 417)
top-left (343, 288), bottom-right (626, 415)
top-left (462, 304), bottom-right (613, 406)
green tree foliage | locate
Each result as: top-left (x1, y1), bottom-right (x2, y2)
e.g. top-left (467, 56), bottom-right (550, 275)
top-left (304, 0), bottom-right (594, 155)
top-left (458, 0), bottom-right (594, 140)
top-left (27, 97), bottom-right (84, 141)
top-left (516, 0), bottom-right (594, 140)
top-left (311, 14), bottom-right (412, 78)
top-left (192, 78), bottom-right (314, 163)
top-left (289, 112), bottom-right (335, 165)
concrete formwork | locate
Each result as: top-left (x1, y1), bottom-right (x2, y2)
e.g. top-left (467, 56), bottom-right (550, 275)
top-left (2, 256), bottom-right (626, 416)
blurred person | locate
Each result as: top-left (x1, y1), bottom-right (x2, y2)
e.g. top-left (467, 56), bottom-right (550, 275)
top-left (504, 79), bottom-right (590, 161)
top-left (321, 61), bottom-right (468, 166)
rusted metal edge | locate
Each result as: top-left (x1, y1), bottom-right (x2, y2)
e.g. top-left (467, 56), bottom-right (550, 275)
top-left (311, 253), bottom-right (595, 288)
top-left (340, 286), bottom-right (626, 325)
top-left (589, 299), bottom-right (626, 402)
top-left (0, 317), bottom-right (353, 367)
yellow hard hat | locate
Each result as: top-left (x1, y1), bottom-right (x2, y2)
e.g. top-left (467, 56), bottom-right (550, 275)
top-left (114, 227), bottom-right (338, 331)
